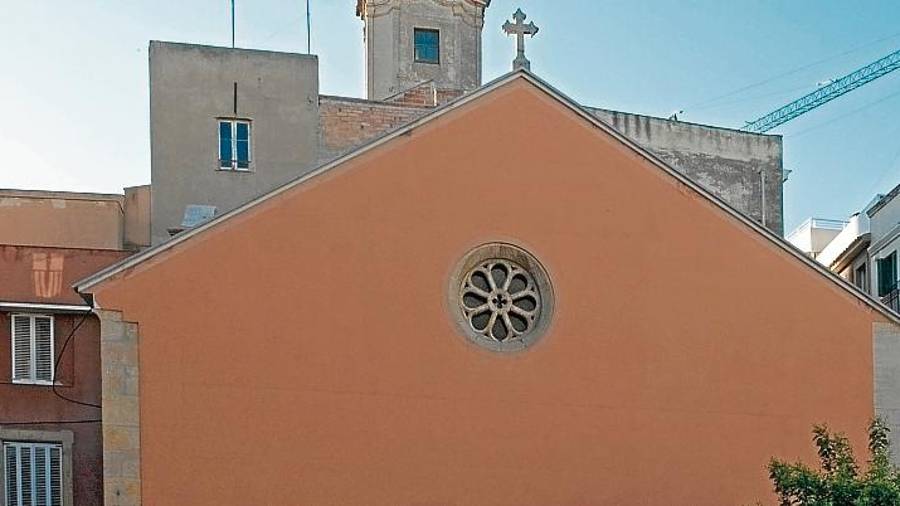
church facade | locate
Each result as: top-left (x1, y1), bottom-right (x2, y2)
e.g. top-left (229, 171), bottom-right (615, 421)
top-left (79, 72), bottom-right (900, 505)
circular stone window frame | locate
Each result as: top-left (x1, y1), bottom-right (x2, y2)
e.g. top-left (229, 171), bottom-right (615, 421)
top-left (448, 243), bottom-right (554, 353)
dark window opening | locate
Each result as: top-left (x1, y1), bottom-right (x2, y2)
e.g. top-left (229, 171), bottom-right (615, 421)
top-left (877, 252), bottom-right (897, 297)
top-left (414, 28), bottom-right (440, 64)
top-left (854, 263), bottom-right (868, 292)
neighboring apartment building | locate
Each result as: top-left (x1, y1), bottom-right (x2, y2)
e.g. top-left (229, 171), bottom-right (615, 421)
top-left (785, 217), bottom-right (848, 260)
top-left (149, 0), bottom-right (784, 245)
top-left (801, 183), bottom-right (900, 311)
top-left (0, 188), bottom-right (145, 505)
top-left (0, 245), bottom-right (129, 506)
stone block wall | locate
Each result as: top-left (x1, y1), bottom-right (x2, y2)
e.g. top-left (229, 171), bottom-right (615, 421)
top-left (97, 309), bottom-right (141, 506)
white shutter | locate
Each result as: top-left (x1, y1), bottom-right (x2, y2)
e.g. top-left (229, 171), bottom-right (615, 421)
top-left (20, 445), bottom-right (32, 506)
top-left (4, 444), bottom-right (18, 506)
top-left (33, 316), bottom-right (54, 383)
top-left (11, 315), bottom-right (32, 381)
top-left (34, 446), bottom-right (47, 506)
top-left (3, 443), bottom-right (63, 506)
top-left (49, 445), bottom-right (62, 506)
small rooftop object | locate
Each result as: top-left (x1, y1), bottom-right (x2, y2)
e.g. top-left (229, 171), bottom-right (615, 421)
top-left (181, 205), bottom-right (218, 229)
top-left (502, 8), bottom-right (539, 71)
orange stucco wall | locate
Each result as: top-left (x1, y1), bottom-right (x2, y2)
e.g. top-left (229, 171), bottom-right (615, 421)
top-left (94, 80), bottom-right (879, 505)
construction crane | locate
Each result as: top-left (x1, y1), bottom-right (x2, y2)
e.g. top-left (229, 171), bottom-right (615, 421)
top-left (743, 48), bottom-right (900, 133)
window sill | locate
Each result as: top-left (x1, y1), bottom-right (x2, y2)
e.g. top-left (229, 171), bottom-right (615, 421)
top-left (11, 380), bottom-right (58, 386)
top-left (216, 167), bottom-right (254, 174)
top-left (414, 60), bottom-right (441, 65)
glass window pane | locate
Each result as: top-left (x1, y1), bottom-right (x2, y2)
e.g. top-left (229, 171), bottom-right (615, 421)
top-left (219, 121), bottom-right (233, 166)
top-left (236, 141), bottom-right (250, 164)
top-left (236, 122), bottom-right (249, 141)
top-left (414, 29), bottom-right (439, 63)
top-left (236, 122), bottom-right (250, 168)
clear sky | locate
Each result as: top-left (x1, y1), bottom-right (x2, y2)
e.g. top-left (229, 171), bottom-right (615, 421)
top-left (2, 1), bottom-right (899, 232)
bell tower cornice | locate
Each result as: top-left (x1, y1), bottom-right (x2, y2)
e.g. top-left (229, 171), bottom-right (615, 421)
top-left (357, 0), bottom-right (491, 19)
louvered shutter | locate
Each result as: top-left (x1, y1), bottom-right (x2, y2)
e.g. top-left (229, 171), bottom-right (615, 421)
top-left (3, 443), bottom-right (63, 506)
top-left (20, 445), bottom-right (32, 506)
top-left (49, 445), bottom-right (62, 506)
top-left (4, 444), bottom-right (18, 506)
top-left (34, 446), bottom-right (47, 506)
top-left (33, 316), bottom-right (53, 383)
top-left (12, 315), bottom-right (32, 381)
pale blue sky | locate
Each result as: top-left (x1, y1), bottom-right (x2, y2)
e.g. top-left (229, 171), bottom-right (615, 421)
top-left (2, 1), bottom-right (899, 232)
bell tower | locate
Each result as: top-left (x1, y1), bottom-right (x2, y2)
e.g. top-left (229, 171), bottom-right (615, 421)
top-left (356, 0), bottom-right (491, 101)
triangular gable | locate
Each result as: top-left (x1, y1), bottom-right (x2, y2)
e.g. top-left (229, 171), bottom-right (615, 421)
top-left (74, 70), bottom-right (900, 325)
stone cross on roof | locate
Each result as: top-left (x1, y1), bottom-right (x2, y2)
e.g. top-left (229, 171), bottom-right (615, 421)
top-left (502, 8), bottom-right (539, 71)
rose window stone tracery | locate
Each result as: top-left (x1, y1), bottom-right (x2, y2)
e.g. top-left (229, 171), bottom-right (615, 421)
top-left (449, 243), bottom-right (553, 352)
top-left (460, 259), bottom-right (540, 342)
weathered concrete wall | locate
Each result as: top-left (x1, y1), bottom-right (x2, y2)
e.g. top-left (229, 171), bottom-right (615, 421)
top-left (149, 42), bottom-right (320, 245)
top-left (0, 190), bottom-right (125, 250)
top-left (588, 108), bottom-right (784, 235)
top-left (360, 0), bottom-right (487, 100)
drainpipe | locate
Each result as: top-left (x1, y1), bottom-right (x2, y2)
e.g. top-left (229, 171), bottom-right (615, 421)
top-left (760, 169), bottom-right (767, 228)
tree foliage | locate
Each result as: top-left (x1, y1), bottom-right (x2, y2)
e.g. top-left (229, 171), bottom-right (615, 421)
top-left (768, 419), bottom-right (900, 505)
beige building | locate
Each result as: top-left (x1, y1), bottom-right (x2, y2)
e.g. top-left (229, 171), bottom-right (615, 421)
top-left (0, 187), bottom-right (150, 251)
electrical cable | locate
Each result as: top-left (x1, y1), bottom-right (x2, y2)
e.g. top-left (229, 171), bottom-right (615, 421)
top-left (687, 30), bottom-right (900, 112)
top-left (1, 313), bottom-right (103, 425)
top-left (784, 88), bottom-right (900, 139)
top-left (50, 312), bottom-right (102, 409)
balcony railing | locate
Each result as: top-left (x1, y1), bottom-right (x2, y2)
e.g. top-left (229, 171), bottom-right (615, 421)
top-left (881, 285), bottom-right (900, 313)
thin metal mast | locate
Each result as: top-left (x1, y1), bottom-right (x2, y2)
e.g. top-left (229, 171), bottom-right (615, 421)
top-left (306, 0), bottom-right (311, 54)
top-left (231, 0), bottom-right (236, 48)
top-left (743, 48), bottom-right (900, 133)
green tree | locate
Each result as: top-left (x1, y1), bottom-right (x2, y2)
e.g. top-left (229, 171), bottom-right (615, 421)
top-left (768, 419), bottom-right (900, 505)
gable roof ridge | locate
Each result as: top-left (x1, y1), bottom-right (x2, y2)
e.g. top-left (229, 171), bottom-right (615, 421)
top-left (74, 70), bottom-right (900, 326)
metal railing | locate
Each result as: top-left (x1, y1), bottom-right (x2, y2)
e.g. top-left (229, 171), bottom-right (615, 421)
top-left (881, 285), bottom-right (900, 313)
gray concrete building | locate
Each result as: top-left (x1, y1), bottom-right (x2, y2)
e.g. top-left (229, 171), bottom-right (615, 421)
top-left (149, 43), bottom-right (319, 244)
top-left (148, 0), bottom-right (784, 245)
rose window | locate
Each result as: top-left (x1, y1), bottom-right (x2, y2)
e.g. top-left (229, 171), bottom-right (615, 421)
top-left (459, 259), bottom-right (541, 343)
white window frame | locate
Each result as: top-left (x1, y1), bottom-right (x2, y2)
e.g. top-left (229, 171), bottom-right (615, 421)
top-left (217, 118), bottom-right (252, 171)
top-left (0, 429), bottom-right (73, 506)
top-left (10, 314), bottom-right (54, 385)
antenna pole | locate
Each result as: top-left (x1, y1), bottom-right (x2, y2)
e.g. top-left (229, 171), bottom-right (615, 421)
top-left (231, 0), bottom-right (236, 48)
top-left (306, 0), bottom-right (311, 54)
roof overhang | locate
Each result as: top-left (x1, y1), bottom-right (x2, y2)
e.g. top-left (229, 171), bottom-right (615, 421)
top-left (74, 69), bottom-right (900, 326)
top-left (830, 233), bottom-right (871, 273)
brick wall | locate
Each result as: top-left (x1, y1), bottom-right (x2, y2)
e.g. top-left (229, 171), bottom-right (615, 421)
top-left (319, 97), bottom-right (433, 161)
top-left (381, 81), bottom-right (465, 108)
